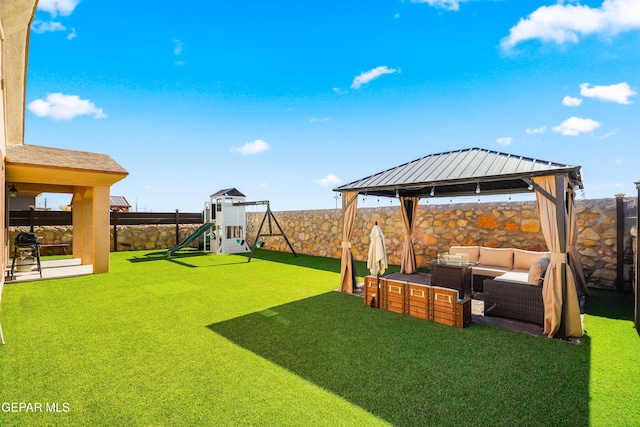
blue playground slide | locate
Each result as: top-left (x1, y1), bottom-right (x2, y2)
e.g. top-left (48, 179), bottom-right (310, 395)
top-left (166, 222), bottom-right (214, 257)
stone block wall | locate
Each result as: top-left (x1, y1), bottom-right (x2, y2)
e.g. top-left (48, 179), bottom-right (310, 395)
top-left (246, 198), bottom-right (627, 290)
top-left (9, 227), bottom-right (74, 256)
top-left (111, 224), bottom-right (202, 251)
top-left (8, 197), bottom-right (629, 290)
top-left (8, 224), bottom-right (202, 255)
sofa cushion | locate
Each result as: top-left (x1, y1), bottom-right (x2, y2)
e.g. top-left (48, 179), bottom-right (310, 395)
top-left (449, 246), bottom-right (479, 262)
top-left (472, 266), bottom-right (511, 277)
top-left (513, 249), bottom-right (550, 270)
top-left (479, 247), bottom-right (514, 269)
top-left (527, 257), bottom-right (550, 285)
top-left (493, 270), bottom-right (530, 284)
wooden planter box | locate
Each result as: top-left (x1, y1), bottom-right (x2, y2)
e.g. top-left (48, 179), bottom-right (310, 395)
top-left (431, 286), bottom-right (471, 328)
top-left (407, 284), bottom-right (430, 320)
top-left (364, 276), bottom-right (379, 307)
top-left (383, 279), bottom-right (406, 314)
top-left (363, 275), bottom-right (470, 329)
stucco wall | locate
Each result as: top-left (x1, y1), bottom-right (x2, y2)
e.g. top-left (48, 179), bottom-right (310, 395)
top-left (246, 198), bottom-right (628, 290)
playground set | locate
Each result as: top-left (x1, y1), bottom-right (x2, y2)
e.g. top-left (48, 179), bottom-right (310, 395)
top-left (166, 188), bottom-right (296, 261)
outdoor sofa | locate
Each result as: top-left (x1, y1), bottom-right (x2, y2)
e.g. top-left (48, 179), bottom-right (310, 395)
top-left (448, 246), bottom-right (550, 325)
top-left (482, 278), bottom-right (545, 325)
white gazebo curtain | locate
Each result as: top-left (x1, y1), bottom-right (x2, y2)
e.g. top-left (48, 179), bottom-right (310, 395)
top-left (400, 196), bottom-right (420, 274)
top-left (339, 191), bottom-right (358, 293)
top-left (533, 175), bottom-right (583, 338)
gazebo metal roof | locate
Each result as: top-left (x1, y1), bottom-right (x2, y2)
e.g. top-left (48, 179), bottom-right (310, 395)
top-left (333, 147), bottom-right (583, 199)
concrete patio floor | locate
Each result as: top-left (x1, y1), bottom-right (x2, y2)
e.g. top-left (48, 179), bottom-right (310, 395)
top-left (5, 258), bottom-right (93, 283)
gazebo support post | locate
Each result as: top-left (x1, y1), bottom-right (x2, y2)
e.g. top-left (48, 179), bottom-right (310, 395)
top-left (338, 192), bottom-right (359, 293)
top-left (555, 175), bottom-right (568, 340)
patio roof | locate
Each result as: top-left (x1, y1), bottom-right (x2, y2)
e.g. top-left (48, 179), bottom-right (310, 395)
top-left (333, 147), bottom-right (584, 199)
top-left (5, 144), bottom-right (128, 190)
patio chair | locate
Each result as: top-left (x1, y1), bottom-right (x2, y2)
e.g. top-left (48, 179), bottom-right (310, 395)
top-left (9, 232), bottom-right (42, 280)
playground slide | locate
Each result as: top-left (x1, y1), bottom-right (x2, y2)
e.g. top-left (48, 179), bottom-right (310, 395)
top-left (166, 222), bottom-right (214, 257)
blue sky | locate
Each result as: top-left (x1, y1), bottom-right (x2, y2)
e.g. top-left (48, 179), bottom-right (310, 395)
top-left (25, 0), bottom-right (640, 212)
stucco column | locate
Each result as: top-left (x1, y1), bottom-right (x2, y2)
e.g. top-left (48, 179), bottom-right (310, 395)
top-left (72, 186), bottom-right (110, 273)
top-left (92, 186), bottom-right (111, 273)
top-left (72, 187), bottom-right (87, 261)
top-left (2, 155), bottom-right (6, 273)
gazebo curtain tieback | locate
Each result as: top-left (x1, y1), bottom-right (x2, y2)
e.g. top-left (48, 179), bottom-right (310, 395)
top-left (342, 242), bottom-right (352, 248)
top-left (550, 252), bottom-right (567, 263)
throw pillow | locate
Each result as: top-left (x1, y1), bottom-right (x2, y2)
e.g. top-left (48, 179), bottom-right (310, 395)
top-left (528, 257), bottom-right (550, 285)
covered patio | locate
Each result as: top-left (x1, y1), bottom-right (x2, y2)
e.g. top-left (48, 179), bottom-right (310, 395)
top-left (5, 144), bottom-right (128, 276)
top-left (334, 147), bottom-right (587, 338)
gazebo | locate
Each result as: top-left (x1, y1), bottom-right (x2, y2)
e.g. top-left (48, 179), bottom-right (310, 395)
top-left (333, 147), bottom-right (586, 338)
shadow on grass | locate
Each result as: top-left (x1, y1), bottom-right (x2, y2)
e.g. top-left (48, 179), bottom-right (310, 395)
top-left (126, 250), bottom-right (212, 268)
top-left (124, 250), bottom-right (253, 269)
top-left (584, 288), bottom-right (634, 321)
top-left (209, 292), bottom-right (589, 427)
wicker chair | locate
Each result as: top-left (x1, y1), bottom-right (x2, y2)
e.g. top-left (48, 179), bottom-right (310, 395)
top-left (482, 279), bottom-right (544, 326)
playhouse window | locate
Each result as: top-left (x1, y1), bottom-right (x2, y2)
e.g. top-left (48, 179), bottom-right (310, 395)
top-left (226, 226), bottom-right (243, 239)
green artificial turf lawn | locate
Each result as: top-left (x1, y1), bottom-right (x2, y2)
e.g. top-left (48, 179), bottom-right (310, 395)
top-left (0, 250), bottom-right (638, 426)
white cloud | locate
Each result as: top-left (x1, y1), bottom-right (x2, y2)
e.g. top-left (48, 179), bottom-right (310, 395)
top-left (28, 93), bottom-right (107, 120)
top-left (580, 82), bottom-right (637, 104)
top-left (526, 126), bottom-right (546, 135)
top-left (351, 66), bottom-right (399, 89)
top-left (31, 20), bottom-right (66, 33)
top-left (32, 21), bottom-right (77, 40)
top-left (599, 129), bottom-right (618, 139)
top-left (37, 0), bottom-right (80, 17)
top-left (315, 173), bottom-right (342, 187)
top-left (394, 13), bottom-right (401, 18)
top-left (496, 137), bottom-right (513, 146)
top-left (255, 182), bottom-right (268, 189)
top-left (310, 117), bottom-right (329, 122)
top-left (231, 139), bottom-right (270, 155)
top-left (173, 40), bottom-right (186, 66)
top-left (173, 39), bottom-right (184, 56)
top-left (409, 0), bottom-right (466, 11)
top-left (562, 96), bottom-right (583, 107)
top-left (501, 0), bottom-right (640, 51)
top-left (552, 117), bottom-right (601, 136)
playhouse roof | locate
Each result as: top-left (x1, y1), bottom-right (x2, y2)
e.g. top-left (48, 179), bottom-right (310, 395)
top-left (210, 188), bottom-right (246, 198)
